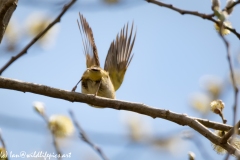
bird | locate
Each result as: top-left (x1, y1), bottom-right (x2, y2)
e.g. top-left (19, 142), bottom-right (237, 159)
top-left (72, 13), bottom-right (136, 108)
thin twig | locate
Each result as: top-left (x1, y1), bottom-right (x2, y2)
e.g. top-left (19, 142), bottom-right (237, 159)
top-left (52, 134), bottom-right (62, 160)
top-left (193, 138), bottom-right (213, 160)
top-left (218, 24), bottom-right (239, 133)
top-left (146, 0), bottom-right (240, 39)
top-left (221, 121), bottom-right (240, 144)
top-left (146, 0), bottom-right (213, 19)
top-left (0, 0), bottom-right (76, 75)
top-left (0, 0), bottom-right (18, 43)
top-left (224, 0), bottom-right (240, 12)
top-left (0, 130), bottom-right (7, 160)
top-left (69, 110), bottom-right (109, 160)
top-left (39, 113), bottom-right (49, 123)
top-left (224, 153), bottom-right (230, 160)
top-left (0, 77), bottom-right (240, 157)
top-left (37, 111), bottom-right (62, 160)
top-left (194, 117), bottom-right (240, 134)
top-left (218, 22), bottom-right (239, 160)
top-left (184, 131), bottom-right (213, 160)
top-left (0, 129), bottom-right (6, 149)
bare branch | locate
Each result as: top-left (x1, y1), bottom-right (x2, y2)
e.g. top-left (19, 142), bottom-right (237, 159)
top-left (218, 24), bottom-right (239, 133)
top-left (52, 134), bottom-right (62, 160)
top-left (69, 110), bottom-right (109, 160)
top-left (224, 153), bottom-right (230, 160)
top-left (146, 0), bottom-right (240, 39)
top-left (37, 111), bottom-right (62, 160)
top-left (193, 118), bottom-right (240, 134)
top-left (211, 23), bottom-right (240, 160)
top-left (0, 76), bottom-right (240, 156)
top-left (0, 129), bottom-right (6, 149)
top-left (0, 0), bottom-right (18, 43)
top-left (0, 0), bottom-right (76, 75)
top-left (183, 131), bottom-right (213, 160)
top-left (224, 0), bottom-right (240, 13)
top-left (146, 0), bottom-right (213, 19)
top-left (221, 121), bottom-right (240, 144)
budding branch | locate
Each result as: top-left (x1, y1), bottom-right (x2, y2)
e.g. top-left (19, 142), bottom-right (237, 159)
top-left (0, 76), bottom-right (239, 157)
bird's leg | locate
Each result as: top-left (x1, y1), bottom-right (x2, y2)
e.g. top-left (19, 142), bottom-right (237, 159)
top-left (94, 80), bottom-right (102, 96)
top-left (71, 78), bottom-right (82, 92)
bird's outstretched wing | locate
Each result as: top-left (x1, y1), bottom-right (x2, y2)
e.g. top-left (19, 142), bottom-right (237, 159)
top-left (104, 23), bottom-right (136, 91)
top-left (78, 13), bottom-right (100, 68)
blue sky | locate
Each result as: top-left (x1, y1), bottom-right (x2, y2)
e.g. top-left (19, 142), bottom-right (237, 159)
top-left (0, 0), bottom-right (240, 159)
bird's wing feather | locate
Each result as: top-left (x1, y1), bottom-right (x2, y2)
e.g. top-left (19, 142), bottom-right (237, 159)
top-left (104, 23), bottom-right (136, 91)
top-left (78, 13), bottom-right (100, 68)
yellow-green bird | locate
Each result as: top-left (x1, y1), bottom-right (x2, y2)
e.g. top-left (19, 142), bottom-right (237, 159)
top-left (72, 13), bottom-right (136, 107)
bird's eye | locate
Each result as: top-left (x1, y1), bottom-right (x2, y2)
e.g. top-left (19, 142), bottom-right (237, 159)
top-left (91, 68), bottom-right (99, 72)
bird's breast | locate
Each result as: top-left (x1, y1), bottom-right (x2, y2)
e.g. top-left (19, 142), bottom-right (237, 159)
top-left (81, 77), bottom-right (115, 99)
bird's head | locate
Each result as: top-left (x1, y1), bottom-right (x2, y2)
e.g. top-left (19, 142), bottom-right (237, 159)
top-left (82, 66), bottom-right (108, 81)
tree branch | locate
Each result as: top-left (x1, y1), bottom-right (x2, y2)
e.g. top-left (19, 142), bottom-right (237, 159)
top-left (0, 76), bottom-right (239, 156)
top-left (184, 131), bottom-right (213, 160)
top-left (146, 0), bottom-right (213, 19)
top-left (0, 0), bottom-right (76, 75)
top-left (225, 0), bottom-right (240, 12)
top-left (221, 121), bottom-right (240, 144)
top-left (0, 129), bottom-right (6, 149)
top-left (69, 110), bottom-right (109, 160)
top-left (0, 0), bottom-right (18, 43)
top-left (146, 0), bottom-right (240, 39)
top-left (218, 25), bottom-right (239, 135)
top-left (193, 118), bottom-right (240, 134)
top-left (37, 110), bottom-right (62, 159)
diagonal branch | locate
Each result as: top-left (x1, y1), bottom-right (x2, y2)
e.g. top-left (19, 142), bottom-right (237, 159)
top-left (37, 110), bottom-right (62, 159)
top-left (183, 131), bottom-right (213, 160)
top-left (69, 110), bottom-right (109, 160)
top-left (218, 27), bottom-right (239, 132)
top-left (221, 121), bottom-right (240, 144)
top-left (146, 0), bottom-right (240, 39)
top-left (193, 118), bottom-right (240, 134)
top-left (225, 0), bottom-right (240, 12)
top-left (146, 0), bottom-right (213, 19)
top-left (0, 0), bottom-right (76, 75)
top-left (0, 76), bottom-right (240, 157)
top-left (0, 0), bottom-right (18, 43)
top-left (0, 129), bottom-right (6, 149)
top-left (217, 28), bottom-right (239, 160)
